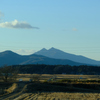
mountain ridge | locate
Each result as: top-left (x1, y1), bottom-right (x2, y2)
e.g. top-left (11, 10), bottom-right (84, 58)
top-left (0, 50), bottom-right (86, 67)
top-left (34, 47), bottom-right (100, 65)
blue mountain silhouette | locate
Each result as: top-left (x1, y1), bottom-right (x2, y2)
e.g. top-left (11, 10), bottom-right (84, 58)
top-left (34, 47), bottom-right (100, 65)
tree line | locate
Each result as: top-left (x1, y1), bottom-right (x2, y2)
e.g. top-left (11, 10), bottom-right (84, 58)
top-left (12, 64), bottom-right (100, 75)
top-left (0, 64), bottom-right (100, 82)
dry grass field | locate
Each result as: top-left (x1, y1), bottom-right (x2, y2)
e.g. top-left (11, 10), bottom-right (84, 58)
top-left (17, 74), bottom-right (100, 82)
top-left (0, 74), bottom-right (100, 100)
top-left (13, 92), bottom-right (100, 100)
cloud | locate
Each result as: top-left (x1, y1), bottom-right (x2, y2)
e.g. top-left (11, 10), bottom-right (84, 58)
top-left (15, 49), bottom-right (35, 55)
top-left (72, 28), bottom-right (78, 31)
top-left (0, 19), bottom-right (39, 29)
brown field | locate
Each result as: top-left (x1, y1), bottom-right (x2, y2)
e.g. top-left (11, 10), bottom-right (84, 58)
top-left (6, 92), bottom-right (100, 100)
top-left (17, 74), bottom-right (100, 82)
top-left (0, 74), bottom-right (100, 100)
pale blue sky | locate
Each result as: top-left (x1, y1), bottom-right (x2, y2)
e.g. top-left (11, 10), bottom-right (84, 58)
top-left (0, 0), bottom-right (100, 60)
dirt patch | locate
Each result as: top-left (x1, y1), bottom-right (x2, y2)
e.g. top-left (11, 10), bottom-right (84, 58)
top-left (5, 83), bottom-right (17, 93)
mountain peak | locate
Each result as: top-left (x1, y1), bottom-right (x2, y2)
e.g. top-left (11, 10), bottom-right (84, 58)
top-left (49, 47), bottom-right (56, 50)
top-left (1, 50), bottom-right (14, 54)
top-left (34, 47), bottom-right (100, 65)
top-left (41, 48), bottom-right (47, 51)
top-left (34, 48), bottom-right (47, 55)
top-left (0, 50), bottom-right (21, 57)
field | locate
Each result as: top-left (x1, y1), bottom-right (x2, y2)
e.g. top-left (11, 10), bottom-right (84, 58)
top-left (0, 74), bottom-right (100, 100)
top-left (2, 92), bottom-right (99, 100)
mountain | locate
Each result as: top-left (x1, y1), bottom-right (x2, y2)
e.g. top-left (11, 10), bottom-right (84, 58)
top-left (0, 50), bottom-right (85, 67)
top-left (34, 47), bottom-right (100, 65)
top-left (0, 50), bottom-right (29, 66)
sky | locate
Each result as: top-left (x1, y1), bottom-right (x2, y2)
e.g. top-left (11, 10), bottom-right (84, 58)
top-left (0, 0), bottom-right (100, 61)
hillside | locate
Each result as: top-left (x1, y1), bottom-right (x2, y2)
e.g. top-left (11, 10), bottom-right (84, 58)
top-left (35, 47), bottom-right (100, 65)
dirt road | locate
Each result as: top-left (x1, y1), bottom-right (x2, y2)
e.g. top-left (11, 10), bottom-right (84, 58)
top-left (0, 82), bottom-right (28, 100)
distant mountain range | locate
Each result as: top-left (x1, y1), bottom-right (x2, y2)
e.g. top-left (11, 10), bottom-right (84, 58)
top-left (0, 50), bottom-right (84, 67)
top-left (34, 47), bottom-right (100, 66)
top-left (0, 47), bottom-right (100, 67)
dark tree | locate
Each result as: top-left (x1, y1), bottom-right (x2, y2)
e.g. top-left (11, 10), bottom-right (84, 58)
top-left (0, 65), bottom-right (18, 82)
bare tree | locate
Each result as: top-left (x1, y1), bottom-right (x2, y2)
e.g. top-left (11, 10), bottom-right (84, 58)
top-left (0, 65), bottom-right (18, 82)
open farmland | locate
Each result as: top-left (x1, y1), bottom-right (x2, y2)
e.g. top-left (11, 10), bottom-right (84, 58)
top-left (0, 74), bottom-right (100, 100)
top-left (17, 74), bottom-right (100, 81)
